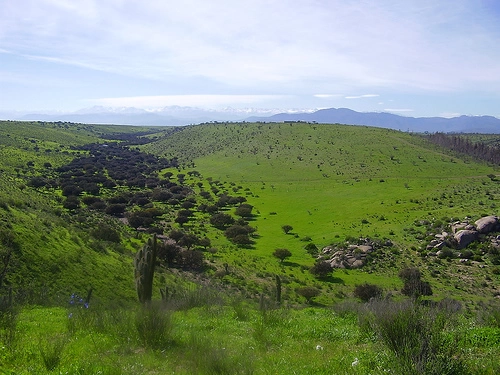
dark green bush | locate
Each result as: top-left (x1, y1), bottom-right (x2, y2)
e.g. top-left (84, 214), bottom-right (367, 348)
top-left (354, 283), bottom-right (382, 302)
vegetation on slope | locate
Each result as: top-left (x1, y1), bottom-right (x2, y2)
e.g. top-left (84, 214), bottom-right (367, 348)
top-left (1, 120), bottom-right (500, 373)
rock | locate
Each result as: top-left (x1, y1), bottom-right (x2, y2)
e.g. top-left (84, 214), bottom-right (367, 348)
top-left (433, 241), bottom-right (446, 250)
top-left (454, 230), bottom-right (479, 249)
top-left (451, 222), bottom-right (468, 233)
top-left (475, 216), bottom-right (499, 234)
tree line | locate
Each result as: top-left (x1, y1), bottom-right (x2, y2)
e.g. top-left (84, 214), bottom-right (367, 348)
top-left (425, 133), bottom-right (500, 165)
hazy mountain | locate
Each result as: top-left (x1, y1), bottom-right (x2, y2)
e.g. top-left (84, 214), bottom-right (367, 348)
top-left (2, 106), bottom-right (499, 132)
top-left (246, 108), bottom-right (500, 133)
top-left (9, 106), bottom-right (297, 126)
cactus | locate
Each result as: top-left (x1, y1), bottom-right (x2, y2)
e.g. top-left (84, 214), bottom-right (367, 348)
top-left (134, 234), bottom-right (158, 304)
top-left (275, 275), bottom-right (282, 304)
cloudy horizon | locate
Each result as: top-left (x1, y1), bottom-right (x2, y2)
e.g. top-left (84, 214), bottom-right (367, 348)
top-left (2, 0), bottom-right (500, 119)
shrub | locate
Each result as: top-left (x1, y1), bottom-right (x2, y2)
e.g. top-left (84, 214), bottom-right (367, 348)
top-left (310, 261), bottom-right (332, 279)
top-left (354, 283), bottom-right (382, 302)
top-left (399, 267), bottom-right (433, 298)
top-left (304, 242), bottom-right (319, 256)
top-left (364, 300), bottom-right (467, 375)
top-left (281, 225), bottom-right (293, 234)
top-left (135, 303), bottom-right (172, 349)
top-left (296, 286), bottom-right (320, 303)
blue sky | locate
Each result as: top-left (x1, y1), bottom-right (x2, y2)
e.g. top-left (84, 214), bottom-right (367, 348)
top-left (2, 0), bottom-right (500, 118)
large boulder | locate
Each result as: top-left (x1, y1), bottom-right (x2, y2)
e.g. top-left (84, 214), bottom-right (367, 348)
top-left (475, 216), bottom-right (499, 234)
top-left (454, 230), bottom-right (479, 249)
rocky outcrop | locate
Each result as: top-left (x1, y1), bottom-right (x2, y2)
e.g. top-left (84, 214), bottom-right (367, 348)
top-left (475, 216), bottom-right (499, 234)
top-left (320, 241), bottom-right (379, 269)
top-left (424, 215), bottom-right (499, 251)
top-left (454, 230), bottom-right (479, 249)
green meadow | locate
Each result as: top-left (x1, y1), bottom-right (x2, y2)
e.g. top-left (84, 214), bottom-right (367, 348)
top-left (1, 120), bottom-right (500, 373)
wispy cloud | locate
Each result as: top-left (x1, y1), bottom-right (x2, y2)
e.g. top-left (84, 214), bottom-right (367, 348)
top-left (345, 94), bottom-right (380, 99)
top-left (314, 94), bottom-right (342, 98)
top-left (384, 108), bottom-right (414, 113)
top-left (2, 1), bottom-right (500, 114)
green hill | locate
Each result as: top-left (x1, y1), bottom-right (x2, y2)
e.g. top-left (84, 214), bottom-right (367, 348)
top-left (1, 120), bottom-right (499, 304)
top-left (2, 120), bottom-right (500, 374)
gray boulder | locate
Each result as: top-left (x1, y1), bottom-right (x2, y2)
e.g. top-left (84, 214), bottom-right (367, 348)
top-left (475, 216), bottom-right (499, 234)
top-left (454, 230), bottom-right (479, 249)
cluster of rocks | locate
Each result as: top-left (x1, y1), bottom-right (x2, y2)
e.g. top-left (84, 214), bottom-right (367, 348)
top-left (426, 215), bottom-right (499, 251)
top-left (319, 239), bottom-right (392, 269)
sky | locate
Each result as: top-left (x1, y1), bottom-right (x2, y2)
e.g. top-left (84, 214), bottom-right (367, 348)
top-left (2, 0), bottom-right (500, 118)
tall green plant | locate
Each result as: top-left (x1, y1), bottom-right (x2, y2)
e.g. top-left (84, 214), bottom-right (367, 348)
top-left (134, 235), bottom-right (158, 304)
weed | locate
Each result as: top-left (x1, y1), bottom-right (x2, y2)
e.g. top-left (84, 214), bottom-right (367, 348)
top-left (186, 333), bottom-right (255, 374)
top-left (135, 302), bottom-right (173, 349)
top-left (39, 334), bottom-right (68, 371)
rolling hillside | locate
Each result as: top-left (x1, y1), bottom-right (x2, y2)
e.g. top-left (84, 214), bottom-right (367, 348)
top-left (1, 120), bottom-right (499, 305)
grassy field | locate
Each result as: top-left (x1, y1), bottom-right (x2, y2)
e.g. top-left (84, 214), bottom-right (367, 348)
top-left (143, 122), bottom-right (500, 303)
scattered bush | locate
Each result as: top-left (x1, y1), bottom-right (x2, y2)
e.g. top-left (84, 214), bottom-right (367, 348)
top-left (273, 248), bottom-right (292, 263)
top-left (354, 283), bottom-right (382, 302)
top-left (296, 286), bottom-right (320, 303)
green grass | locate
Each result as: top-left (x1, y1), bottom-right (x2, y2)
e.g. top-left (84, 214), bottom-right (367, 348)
top-left (2, 296), bottom-right (500, 374)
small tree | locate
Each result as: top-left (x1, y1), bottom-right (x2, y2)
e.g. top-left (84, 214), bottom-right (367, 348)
top-left (399, 267), bottom-right (433, 298)
top-left (273, 248), bottom-right (292, 263)
top-left (235, 204), bottom-right (253, 218)
top-left (282, 225), bottom-right (293, 234)
top-left (310, 260), bottom-right (332, 279)
top-left (296, 286), bottom-right (320, 304)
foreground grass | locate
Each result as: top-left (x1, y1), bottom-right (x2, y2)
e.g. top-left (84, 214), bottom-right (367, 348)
top-left (2, 294), bottom-right (500, 374)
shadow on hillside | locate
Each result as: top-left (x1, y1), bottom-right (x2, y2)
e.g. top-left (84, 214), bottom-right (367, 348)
top-left (321, 275), bottom-right (344, 284)
top-left (282, 261), bottom-right (301, 267)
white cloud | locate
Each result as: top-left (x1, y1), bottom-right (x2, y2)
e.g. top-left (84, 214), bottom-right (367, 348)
top-left (345, 94), bottom-right (380, 99)
top-left (384, 108), bottom-right (414, 113)
top-left (314, 94), bottom-right (342, 98)
top-left (439, 112), bottom-right (461, 118)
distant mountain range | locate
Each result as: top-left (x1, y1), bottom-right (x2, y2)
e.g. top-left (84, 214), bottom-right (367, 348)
top-left (1, 106), bottom-right (499, 133)
top-left (246, 108), bottom-right (500, 133)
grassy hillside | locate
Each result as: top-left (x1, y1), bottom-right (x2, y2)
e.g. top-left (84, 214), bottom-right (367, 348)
top-left (2, 121), bottom-right (500, 373)
top-left (0, 121), bottom-right (171, 303)
top-left (143, 122), bottom-right (500, 302)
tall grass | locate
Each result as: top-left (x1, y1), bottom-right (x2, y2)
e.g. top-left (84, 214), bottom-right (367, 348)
top-left (135, 302), bottom-right (173, 350)
top-left (362, 299), bottom-right (468, 375)
top-left (38, 334), bottom-right (68, 371)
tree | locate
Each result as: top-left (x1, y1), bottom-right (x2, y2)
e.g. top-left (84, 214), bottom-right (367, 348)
top-left (398, 267), bottom-right (433, 298)
top-left (296, 286), bottom-right (320, 304)
top-left (178, 233), bottom-right (199, 250)
top-left (235, 204), bottom-right (253, 218)
top-left (273, 248), bottom-right (292, 263)
top-left (199, 237), bottom-right (211, 250)
top-left (282, 225), bottom-right (293, 234)
top-left (210, 213), bottom-right (235, 230)
top-left (310, 260), bottom-right (332, 279)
